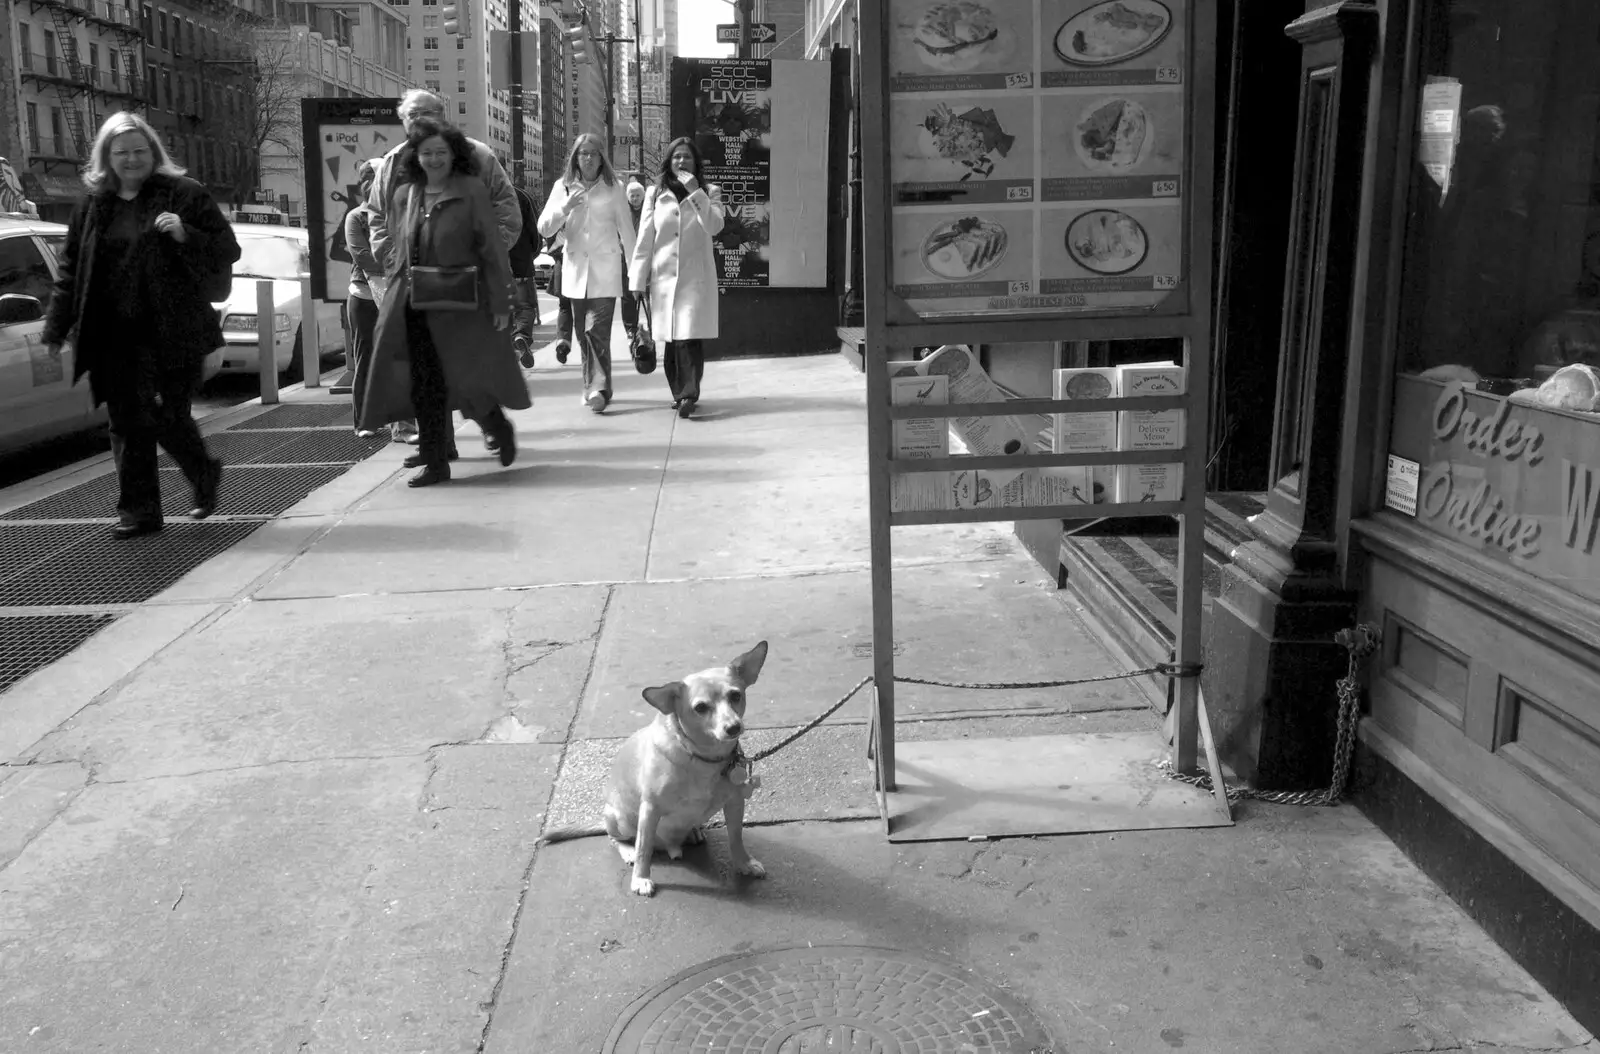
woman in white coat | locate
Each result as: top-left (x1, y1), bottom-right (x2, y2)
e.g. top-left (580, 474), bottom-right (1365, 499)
top-left (537, 134), bottom-right (636, 412)
top-left (629, 137), bottom-right (724, 418)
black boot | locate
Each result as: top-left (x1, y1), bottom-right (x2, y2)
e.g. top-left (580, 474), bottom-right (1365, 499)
top-left (407, 462), bottom-right (451, 487)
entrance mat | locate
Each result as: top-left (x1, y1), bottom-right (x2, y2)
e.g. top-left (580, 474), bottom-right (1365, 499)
top-left (227, 403), bottom-right (353, 430)
top-left (884, 731), bottom-right (1232, 842)
top-left (0, 521), bottom-right (264, 607)
top-left (0, 613), bottom-right (118, 695)
top-left (1, 466), bottom-right (347, 521)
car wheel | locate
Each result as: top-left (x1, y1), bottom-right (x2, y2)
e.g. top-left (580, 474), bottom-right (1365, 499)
top-left (281, 330), bottom-right (304, 384)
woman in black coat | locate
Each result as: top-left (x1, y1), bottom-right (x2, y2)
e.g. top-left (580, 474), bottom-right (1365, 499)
top-left (44, 111), bottom-right (240, 539)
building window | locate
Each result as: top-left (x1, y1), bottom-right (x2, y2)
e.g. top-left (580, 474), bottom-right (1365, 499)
top-left (17, 24), bottom-right (29, 71)
top-left (423, 36), bottom-right (439, 48)
top-left (162, 66), bottom-right (172, 109)
top-left (43, 30), bottom-right (57, 75)
top-left (109, 50), bottom-right (119, 88)
top-left (424, 56), bottom-right (439, 70)
top-left (158, 10), bottom-right (167, 50)
top-left (459, 101), bottom-right (467, 114)
top-left (457, 57), bottom-right (465, 71)
top-left (425, 78), bottom-right (440, 91)
top-left (423, 15), bottom-right (437, 27)
top-left (458, 79), bottom-right (466, 93)
top-left (457, 36), bottom-right (464, 48)
top-left (49, 107), bottom-right (63, 153)
top-left (142, 3), bottom-right (152, 43)
top-left (25, 103), bottom-right (38, 152)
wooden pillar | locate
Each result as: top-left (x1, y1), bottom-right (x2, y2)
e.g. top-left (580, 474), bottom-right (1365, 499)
top-left (1203, 0), bottom-right (1378, 787)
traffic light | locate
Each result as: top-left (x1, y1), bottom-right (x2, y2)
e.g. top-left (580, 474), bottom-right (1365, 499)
top-left (442, 1), bottom-right (472, 38)
top-left (566, 21), bottom-right (591, 64)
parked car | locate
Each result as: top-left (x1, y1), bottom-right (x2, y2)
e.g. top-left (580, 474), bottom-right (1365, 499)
top-left (0, 216), bottom-right (112, 457)
top-left (213, 224), bottom-right (345, 382)
top-left (533, 251), bottom-right (555, 289)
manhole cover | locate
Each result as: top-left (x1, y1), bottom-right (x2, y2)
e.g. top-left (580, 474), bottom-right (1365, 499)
top-left (605, 945), bottom-right (1054, 1053)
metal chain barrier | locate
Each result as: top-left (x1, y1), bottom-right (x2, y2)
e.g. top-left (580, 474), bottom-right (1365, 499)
top-left (1159, 623), bottom-right (1382, 805)
top-left (748, 625), bottom-right (1380, 811)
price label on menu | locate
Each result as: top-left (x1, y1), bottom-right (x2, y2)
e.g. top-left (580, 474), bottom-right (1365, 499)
top-left (1154, 66), bottom-right (1183, 84)
top-left (1008, 279), bottom-right (1034, 295)
top-left (1005, 185), bottom-right (1034, 201)
top-left (1004, 72), bottom-right (1033, 89)
top-left (1153, 274), bottom-right (1179, 290)
top-left (1151, 179), bottom-right (1179, 197)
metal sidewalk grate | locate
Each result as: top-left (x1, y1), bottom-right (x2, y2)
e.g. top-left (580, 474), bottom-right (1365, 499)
top-left (1, 466), bottom-right (348, 521)
top-left (0, 523), bottom-right (102, 575)
top-left (0, 521), bottom-right (264, 606)
top-left (0, 613), bottom-right (118, 695)
top-left (253, 430), bottom-right (390, 464)
top-left (156, 430), bottom-right (296, 468)
top-left (227, 403), bottom-right (353, 430)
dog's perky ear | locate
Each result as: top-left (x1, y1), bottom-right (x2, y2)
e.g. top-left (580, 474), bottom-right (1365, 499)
top-left (729, 641), bottom-right (769, 686)
top-left (642, 682), bottom-right (682, 715)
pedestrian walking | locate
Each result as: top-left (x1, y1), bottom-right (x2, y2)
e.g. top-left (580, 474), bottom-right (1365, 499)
top-left (621, 177), bottom-right (646, 346)
top-left (368, 89), bottom-right (521, 447)
top-left (537, 134), bottom-right (636, 413)
top-left (357, 119), bottom-right (531, 487)
top-left (344, 158), bottom-right (388, 437)
top-left (629, 137), bottom-right (724, 418)
top-left (509, 183), bottom-right (543, 368)
top-left (42, 111), bottom-right (240, 539)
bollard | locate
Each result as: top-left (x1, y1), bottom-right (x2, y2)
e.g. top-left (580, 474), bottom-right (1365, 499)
top-left (299, 273), bottom-right (321, 388)
top-left (256, 279), bottom-right (279, 405)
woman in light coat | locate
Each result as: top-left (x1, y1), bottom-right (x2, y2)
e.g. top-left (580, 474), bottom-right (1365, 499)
top-left (630, 137), bottom-right (724, 418)
top-left (537, 134), bottom-right (635, 412)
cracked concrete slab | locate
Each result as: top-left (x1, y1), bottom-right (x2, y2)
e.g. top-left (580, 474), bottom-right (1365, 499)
top-left (0, 748), bottom-right (559, 1054)
top-left (0, 761), bottom-right (89, 871)
top-left (26, 587), bottom-right (604, 782)
top-left (485, 813), bottom-right (1595, 1054)
top-left (575, 560), bottom-right (1151, 740)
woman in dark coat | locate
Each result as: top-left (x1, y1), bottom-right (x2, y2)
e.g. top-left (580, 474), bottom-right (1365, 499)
top-left (44, 111), bottom-right (240, 539)
top-left (358, 119), bottom-right (531, 486)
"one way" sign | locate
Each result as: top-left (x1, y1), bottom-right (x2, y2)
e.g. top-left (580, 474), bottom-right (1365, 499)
top-left (716, 22), bottom-right (777, 44)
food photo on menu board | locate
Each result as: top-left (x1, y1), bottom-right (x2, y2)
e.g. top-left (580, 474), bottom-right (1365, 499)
top-left (889, 0), bottom-right (1035, 91)
top-left (1040, 0), bottom-right (1186, 87)
top-left (1037, 202), bottom-right (1181, 306)
top-left (1041, 91), bottom-right (1184, 201)
top-left (891, 209), bottom-right (1035, 302)
top-left (889, 95), bottom-right (1037, 206)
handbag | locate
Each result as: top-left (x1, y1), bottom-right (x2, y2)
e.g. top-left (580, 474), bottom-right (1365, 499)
top-left (630, 296), bottom-right (657, 375)
top-left (409, 265), bottom-right (479, 312)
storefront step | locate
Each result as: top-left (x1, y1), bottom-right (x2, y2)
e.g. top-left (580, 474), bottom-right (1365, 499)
top-left (1052, 493), bottom-right (1266, 703)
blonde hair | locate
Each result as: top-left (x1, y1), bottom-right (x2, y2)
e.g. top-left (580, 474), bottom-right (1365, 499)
top-left (562, 134), bottom-right (616, 187)
top-left (82, 111), bottom-right (186, 193)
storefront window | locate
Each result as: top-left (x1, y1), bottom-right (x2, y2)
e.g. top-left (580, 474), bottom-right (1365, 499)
top-left (1396, 0), bottom-right (1600, 382)
top-left (1385, 0), bottom-right (1600, 596)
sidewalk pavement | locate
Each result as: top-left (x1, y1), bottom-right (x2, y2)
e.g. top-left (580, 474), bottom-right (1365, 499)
top-left (1, 336), bottom-right (1595, 1054)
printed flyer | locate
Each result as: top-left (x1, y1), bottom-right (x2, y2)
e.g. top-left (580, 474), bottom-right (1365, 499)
top-left (883, 0), bottom-right (1190, 317)
top-left (689, 58), bottom-right (772, 287)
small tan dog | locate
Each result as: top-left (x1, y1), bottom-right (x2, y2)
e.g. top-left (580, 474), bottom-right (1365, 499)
top-left (544, 641), bottom-right (770, 897)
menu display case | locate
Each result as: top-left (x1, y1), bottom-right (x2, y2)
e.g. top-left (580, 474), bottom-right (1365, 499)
top-left (884, 0), bottom-right (1191, 317)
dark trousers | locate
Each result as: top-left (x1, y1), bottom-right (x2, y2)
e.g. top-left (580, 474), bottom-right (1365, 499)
top-left (556, 296), bottom-right (573, 344)
top-left (404, 304), bottom-right (452, 467)
top-left (104, 359), bottom-right (214, 525)
top-left (665, 339), bottom-right (705, 403)
top-left (511, 276), bottom-right (540, 346)
top-left (570, 296), bottom-right (615, 399)
top-left (348, 293), bottom-right (379, 428)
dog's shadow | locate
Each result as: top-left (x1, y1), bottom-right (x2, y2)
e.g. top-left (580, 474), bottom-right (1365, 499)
top-left (606, 823), bottom-right (976, 951)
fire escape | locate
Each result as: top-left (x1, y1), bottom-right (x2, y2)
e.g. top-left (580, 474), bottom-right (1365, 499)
top-left (20, 0), bottom-right (145, 169)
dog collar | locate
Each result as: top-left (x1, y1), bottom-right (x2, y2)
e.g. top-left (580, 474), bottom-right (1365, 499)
top-left (672, 717), bottom-right (746, 772)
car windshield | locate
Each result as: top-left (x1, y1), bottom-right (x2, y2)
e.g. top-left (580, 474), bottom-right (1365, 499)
top-left (234, 234), bottom-right (306, 280)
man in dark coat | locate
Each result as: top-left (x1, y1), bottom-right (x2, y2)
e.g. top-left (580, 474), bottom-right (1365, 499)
top-left (44, 112), bottom-right (240, 538)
